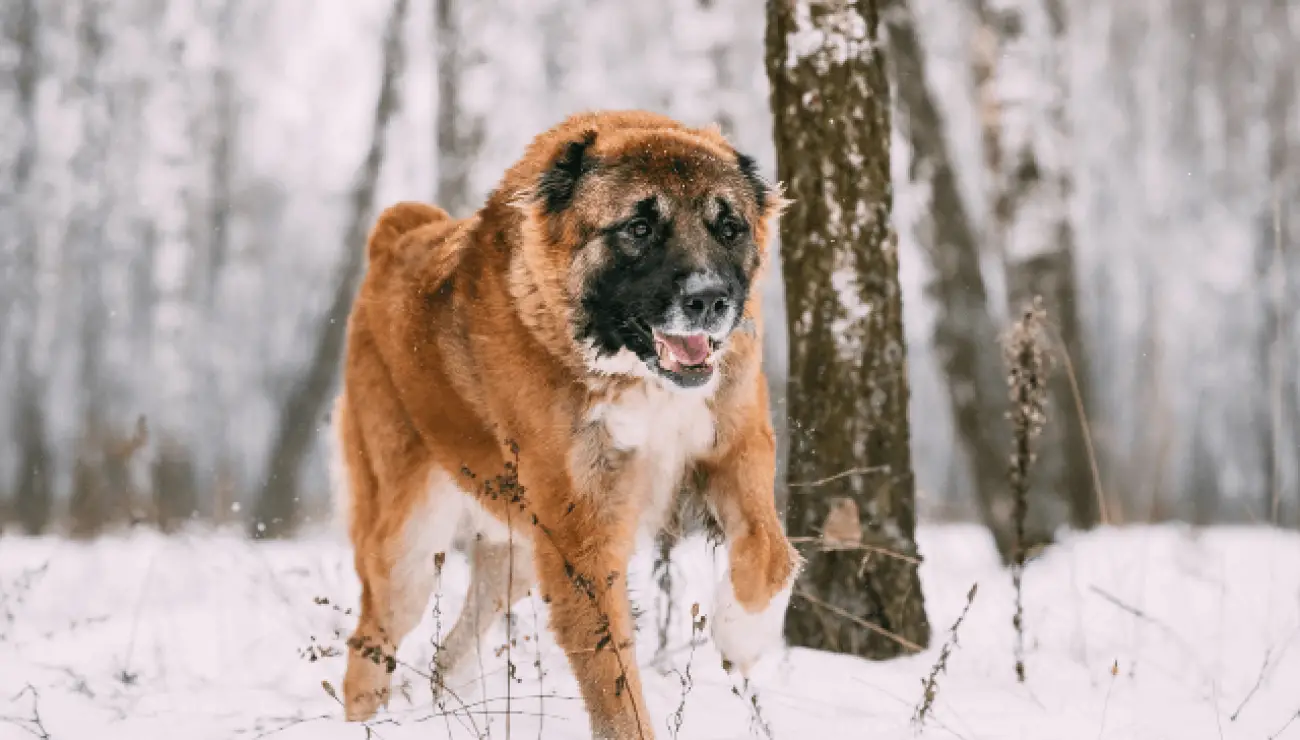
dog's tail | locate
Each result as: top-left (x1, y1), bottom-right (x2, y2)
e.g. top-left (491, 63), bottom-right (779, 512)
top-left (366, 201), bottom-right (451, 262)
top-left (366, 201), bottom-right (471, 292)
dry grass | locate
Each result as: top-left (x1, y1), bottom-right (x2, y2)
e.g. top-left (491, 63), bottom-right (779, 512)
top-left (912, 582), bottom-right (978, 727)
top-left (1003, 298), bottom-right (1052, 682)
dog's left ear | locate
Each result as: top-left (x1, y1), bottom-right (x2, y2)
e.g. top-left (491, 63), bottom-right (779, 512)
top-left (535, 130), bottom-right (598, 214)
top-left (737, 151), bottom-right (791, 218)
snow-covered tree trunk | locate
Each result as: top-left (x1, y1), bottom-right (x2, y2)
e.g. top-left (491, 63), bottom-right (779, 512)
top-left (768, 0), bottom-right (930, 658)
top-left (251, 0), bottom-right (409, 538)
top-left (974, 0), bottom-right (1099, 530)
top-left (884, 0), bottom-right (1037, 562)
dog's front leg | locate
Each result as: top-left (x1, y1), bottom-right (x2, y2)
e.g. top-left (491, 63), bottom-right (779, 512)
top-left (700, 395), bottom-right (799, 679)
top-left (527, 472), bottom-right (654, 740)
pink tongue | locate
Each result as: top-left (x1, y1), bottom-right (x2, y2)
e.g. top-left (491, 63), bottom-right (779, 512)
top-left (663, 334), bottom-right (710, 365)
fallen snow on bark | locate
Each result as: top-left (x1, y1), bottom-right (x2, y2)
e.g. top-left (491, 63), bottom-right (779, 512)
top-left (1, 525), bottom-right (1298, 739)
top-left (784, 1), bottom-right (872, 72)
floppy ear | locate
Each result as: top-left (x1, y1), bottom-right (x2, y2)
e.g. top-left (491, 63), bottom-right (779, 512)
top-left (535, 130), bottom-right (598, 214)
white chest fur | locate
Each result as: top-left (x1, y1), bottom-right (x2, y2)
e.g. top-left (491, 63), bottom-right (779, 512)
top-left (586, 383), bottom-right (716, 533)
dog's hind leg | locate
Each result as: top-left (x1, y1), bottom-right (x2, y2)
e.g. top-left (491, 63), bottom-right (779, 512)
top-left (434, 513), bottom-right (534, 696)
top-left (343, 460), bottom-right (465, 721)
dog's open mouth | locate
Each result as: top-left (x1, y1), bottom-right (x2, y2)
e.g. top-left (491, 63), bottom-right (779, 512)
top-left (652, 330), bottom-right (719, 386)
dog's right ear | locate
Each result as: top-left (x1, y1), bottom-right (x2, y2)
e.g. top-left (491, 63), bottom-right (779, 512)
top-left (535, 130), bottom-right (598, 214)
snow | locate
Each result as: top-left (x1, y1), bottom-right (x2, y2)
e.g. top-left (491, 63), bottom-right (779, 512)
top-left (784, 2), bottom-right (872, 72)
top-left (2, 525), bottom-right (1298, 740)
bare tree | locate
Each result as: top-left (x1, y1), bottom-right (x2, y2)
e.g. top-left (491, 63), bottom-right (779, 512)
top-left (1260, 0), bottom-right (1296, 527)
top-left (973, 0), bottom-right (1098, 530)
top-left (66, 0), bottom-right (121, 538)
top-left (251, 0), bottom-right (410, 538)
top-left (768, 0), bottom-right (930, 658)
top-left (3, 0), bottom-right (52, 535)
top-left (434, 0), bottom-right (483, 216)
top-left (883, 0), bottom-right (1038, 561)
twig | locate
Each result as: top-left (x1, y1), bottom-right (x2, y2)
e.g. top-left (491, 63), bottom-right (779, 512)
top-left (529, 584), bottom-right (546, 740)
top-left (120, 548), bottom-right (163, 684)
top-left (1, 685), bottom-right (50, 740)
top-left (1097, 660), bottom-right (1117, 740)
top-left (1230, 648), bottom-right (1272, 721)
top-left (652, 636), bottom-right (709, 663)
top-left (428, 552), bottom-right (466, 740)
top-left (250, 713), bottom-right (333, 739)
top-left (667, 604), bottom-right (705, 739)
top-left (730, 681), bottom-right (774, 740)
top-left (1088, 585), bottom-right (1202, 660)
top-left (793, 587), bottom-right (924, 652)
top-left (913, 583), bottom-right (978, 726)
top-left (788, 465), bottom-right (890, 490)
top-left (0, 562), bottom-right (51, 642)
top-left (505, 499), bottom-right (515, 740)
top-left (1211, 679), bottom-right (1225, 740)
top-left (787, 536), bottom-right (921, 565)
top-left (1046, 323), bottom-right (1110, 525)
top-left (468, 444), bottom-right (647, 740)
top-left (1269, 709), bottom-right (1300, 740)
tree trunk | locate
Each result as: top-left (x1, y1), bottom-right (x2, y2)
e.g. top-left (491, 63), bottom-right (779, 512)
top-left (3, 0), bottom-right (53, 535)
top-left (434, 0), bottom-right (482, 216)
top-left (1262, 0), bottom-right (1296, 527)
top-left (250, 0), bottom-right (409, 538)
top-left (66, 0), bottom-right (119, 539)
top-left (883, 0), bottom-right (1035, 562)
top-left (974, 0), bottom-right (1098, 530)
top-left (767, 0), bottom-right (930, 658)
top-left (154, 436), bottom-right (197, 532)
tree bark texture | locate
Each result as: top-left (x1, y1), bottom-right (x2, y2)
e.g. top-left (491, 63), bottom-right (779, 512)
top-left (251, 0), bottom-right (408, 538)
top-left (767, 0), bottom-right (930, 658)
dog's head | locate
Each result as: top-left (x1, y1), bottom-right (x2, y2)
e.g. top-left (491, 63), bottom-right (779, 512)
top-left (510, 112), bottom-right (783, 393)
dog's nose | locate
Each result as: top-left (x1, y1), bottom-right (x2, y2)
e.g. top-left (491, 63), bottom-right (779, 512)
top-left (680, 287), bottom-right (733, 326)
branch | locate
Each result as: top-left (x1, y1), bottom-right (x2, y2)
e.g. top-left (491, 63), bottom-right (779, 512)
top-left (793, 587), bottom-right (924, 653)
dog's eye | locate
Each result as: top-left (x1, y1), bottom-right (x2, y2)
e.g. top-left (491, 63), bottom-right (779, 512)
top-left (718, 219), bottom-right (741, 243)
top-left (627, 219), bottom-right (652, 239)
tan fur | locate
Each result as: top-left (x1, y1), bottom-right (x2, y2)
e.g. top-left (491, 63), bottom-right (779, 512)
top-left (337, 110), bottom-right (797, 739)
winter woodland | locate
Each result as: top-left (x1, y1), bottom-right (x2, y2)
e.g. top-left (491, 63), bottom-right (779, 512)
top-left (1, 0), bottom-right (1299, 738)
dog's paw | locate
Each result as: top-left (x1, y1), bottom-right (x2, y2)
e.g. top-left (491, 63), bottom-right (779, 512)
top-left (710, 567), bottom-right (793, 679)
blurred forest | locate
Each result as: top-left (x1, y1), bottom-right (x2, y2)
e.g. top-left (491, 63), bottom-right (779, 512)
top-left (0, 0), bottom-right (1296, 537)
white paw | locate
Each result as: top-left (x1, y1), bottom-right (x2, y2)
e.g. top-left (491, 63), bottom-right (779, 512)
top-left (709, 572), bottom-right (793, 678)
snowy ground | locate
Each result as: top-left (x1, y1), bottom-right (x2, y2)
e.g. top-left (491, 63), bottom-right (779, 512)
top-left (1, 524), bottom-right (1298, 740)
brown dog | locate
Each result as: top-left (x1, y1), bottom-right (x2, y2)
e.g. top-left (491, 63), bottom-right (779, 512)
top-left (335, 110), bottom-right (798, 739)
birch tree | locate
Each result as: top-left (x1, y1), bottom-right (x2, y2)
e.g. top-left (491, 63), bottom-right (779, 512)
top-left (251, 0), bottom-right (410, 538)
top-left (3, 0), bottom-right (53, 534)
top-left (884, 0), bottom-right (1038, 561)
top-left (973, 0), bottom-right (1098, 529)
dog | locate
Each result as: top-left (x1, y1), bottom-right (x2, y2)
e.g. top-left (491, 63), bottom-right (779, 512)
top-left (335, 110), bottom-right (798, 739)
